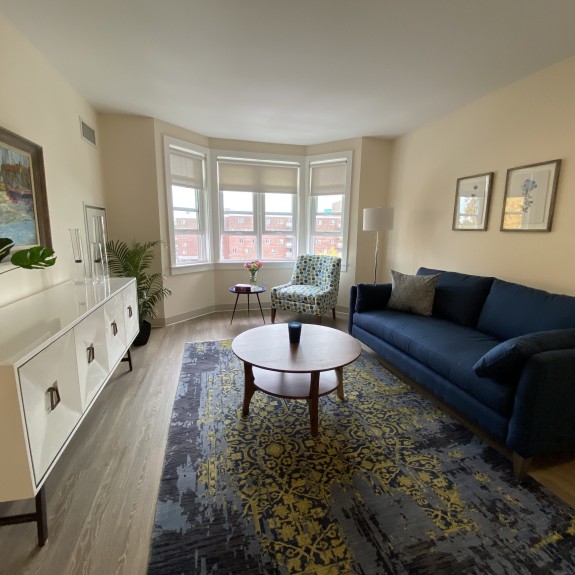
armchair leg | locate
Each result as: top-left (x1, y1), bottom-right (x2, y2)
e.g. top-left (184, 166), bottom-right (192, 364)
top-left (271, 308), bottom-right (276, 323)
top-left (332, 307), bottom-right (336, 320)
top-left (315, 315), bottom-right (322, 324)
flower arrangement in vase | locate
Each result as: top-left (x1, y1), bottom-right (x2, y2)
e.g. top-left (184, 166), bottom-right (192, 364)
top-left (244, 259), bottom-right (263, 285)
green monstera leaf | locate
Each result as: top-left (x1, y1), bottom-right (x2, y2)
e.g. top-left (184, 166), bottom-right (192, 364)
top-left (10, 246), bottom-right (57, 269)
top-left (0, 238), bottom-right (14, 262)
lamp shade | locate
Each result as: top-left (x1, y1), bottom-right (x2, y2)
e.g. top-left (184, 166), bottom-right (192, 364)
top-left (363, 207), bottom-right (394, 231)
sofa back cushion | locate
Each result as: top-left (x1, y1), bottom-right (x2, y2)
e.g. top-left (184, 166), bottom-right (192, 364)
top-left (417, 267), bottom-right (494, 327)
top-left (477, 279), bottom-right (575, 340)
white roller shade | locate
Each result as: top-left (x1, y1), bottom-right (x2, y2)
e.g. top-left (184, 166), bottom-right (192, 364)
top-left (218, 159), bottom-right (298, 194)
top-left (310, 161), bottom-right (347, 196)
top-left (170, 149), bottom-right (204, 189)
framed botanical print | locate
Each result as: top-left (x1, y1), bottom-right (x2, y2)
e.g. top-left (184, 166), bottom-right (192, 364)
top-left (452, 172), bottom-right (493, 231)
top-left (501, 160), bottom-right (561, 232)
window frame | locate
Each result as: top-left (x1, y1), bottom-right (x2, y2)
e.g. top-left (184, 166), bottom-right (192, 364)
top-left (164, 136), bottom-right (211, 272)
top-left (305, 151), bottom-right (353, 271)
top-left (212, 152), bottom-right (302, 263)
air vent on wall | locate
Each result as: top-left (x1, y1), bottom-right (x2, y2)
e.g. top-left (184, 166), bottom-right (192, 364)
top-left (80, 118), bottom-right (96, 146)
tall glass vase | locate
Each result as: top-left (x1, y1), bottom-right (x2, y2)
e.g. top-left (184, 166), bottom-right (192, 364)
top-left (91, 215), bottom-right (109, 283)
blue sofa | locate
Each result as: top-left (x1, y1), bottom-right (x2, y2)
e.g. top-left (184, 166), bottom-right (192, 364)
top-left (348, 267), bottom-right (575, 478)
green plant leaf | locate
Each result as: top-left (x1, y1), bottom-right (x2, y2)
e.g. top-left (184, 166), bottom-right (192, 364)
top-left (106, 239), bottom-right (170, 320)
top-left (10, 246), bottom-right (57, 269)
top-left (0, 238), bottom-right (15, 262)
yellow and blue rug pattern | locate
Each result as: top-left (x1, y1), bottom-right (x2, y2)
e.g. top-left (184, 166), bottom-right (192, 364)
top-left (148, 340), bottom-right (575, 574)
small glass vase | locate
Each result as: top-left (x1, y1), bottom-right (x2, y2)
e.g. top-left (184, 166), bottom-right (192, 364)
top-left (68, 228), bottom-right (86, 284)
top-left (249, 270), bottom-right (258, 285)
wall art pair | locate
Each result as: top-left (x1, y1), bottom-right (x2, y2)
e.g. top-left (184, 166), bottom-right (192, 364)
top-left (452, 159), bottom-right (561, 232)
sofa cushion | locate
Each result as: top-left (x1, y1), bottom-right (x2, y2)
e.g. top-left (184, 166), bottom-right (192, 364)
top-left (355, 283), bottom-right (392, 312)
top-left (387, 270), bottom-right (440, 316)
top-left (353, 310), bottom-right (514, 415)
top-left (473, 329), bottom-right (575, 382)
top-left (477, 279), bottom-right (575, 340)
top-left (417, 267), bottom-right (494, 328)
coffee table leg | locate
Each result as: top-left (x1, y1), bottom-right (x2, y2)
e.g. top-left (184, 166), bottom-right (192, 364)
top-left (308, 371), bottom-right (320, 436)
top-left (336, 366), bottom-right (345, 400)
top-left (242, 362), bottom-right (256, 417)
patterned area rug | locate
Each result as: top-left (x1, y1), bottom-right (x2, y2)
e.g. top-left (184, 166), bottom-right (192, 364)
top-left (148, 340), bottom-right (575, 574)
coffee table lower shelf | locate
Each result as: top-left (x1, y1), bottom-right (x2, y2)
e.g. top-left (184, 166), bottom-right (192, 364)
top-left (242, 366), bottom-right (344, 436)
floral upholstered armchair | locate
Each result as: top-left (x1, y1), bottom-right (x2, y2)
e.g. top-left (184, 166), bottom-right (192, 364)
top-left (271, 255), bottom-right (341, 323)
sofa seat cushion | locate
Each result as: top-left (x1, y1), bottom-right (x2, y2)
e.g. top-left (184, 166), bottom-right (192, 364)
top-left (477, 279), bottom-right (575, 340)
top-left (353, 310), bottom-right (514, 415)
top-left (417, 267), bottom-right (494, 327)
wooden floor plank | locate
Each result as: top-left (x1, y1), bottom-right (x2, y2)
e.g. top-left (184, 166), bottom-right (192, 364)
top-left (0, 310), bottom-right (573, 574)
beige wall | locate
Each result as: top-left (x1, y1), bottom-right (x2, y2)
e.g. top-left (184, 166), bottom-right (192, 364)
top-left (0, 14), bottom-right (105, 307)
top-left (387, 55), bottom-right (575, 295)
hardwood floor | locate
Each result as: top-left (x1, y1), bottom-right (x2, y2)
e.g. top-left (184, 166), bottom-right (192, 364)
top-left (0, 310), bottom-right (573, 574)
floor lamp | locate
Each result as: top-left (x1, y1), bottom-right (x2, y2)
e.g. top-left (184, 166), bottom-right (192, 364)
top-left (363, 207), bottom-right (394, 284)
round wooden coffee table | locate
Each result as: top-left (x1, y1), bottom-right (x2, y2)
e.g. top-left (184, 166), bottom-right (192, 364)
top-left (232, 324), bottom-right (362, 436)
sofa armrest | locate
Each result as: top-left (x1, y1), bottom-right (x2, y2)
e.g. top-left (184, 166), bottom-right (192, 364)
top-left (507, 348), bottom-right (575, 458)
top-left (348, 285), bottom-right (358, 334)
top-left (348, 283), bottom-right (393, 334)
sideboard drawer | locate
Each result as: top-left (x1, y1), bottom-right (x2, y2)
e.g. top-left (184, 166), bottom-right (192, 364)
top-left (18, 331), bottom-right (83, 485)
top-left (123, 287), bottom-right (139, 343)
top-left (74, 307), bottom-right (110, 410)
top-left (104, 295), bottom-right (127, 367)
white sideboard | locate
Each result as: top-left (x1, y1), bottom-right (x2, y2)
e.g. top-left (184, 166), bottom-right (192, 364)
top-left (0, 278), bottom-right (138, 543)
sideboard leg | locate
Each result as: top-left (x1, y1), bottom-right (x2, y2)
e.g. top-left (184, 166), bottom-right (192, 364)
top-left (35, 486), bottom-right (48, 546)
top-left (121, 348), bottom-right (133, 371)
top-left (0, 486), bottom-right (48, 546)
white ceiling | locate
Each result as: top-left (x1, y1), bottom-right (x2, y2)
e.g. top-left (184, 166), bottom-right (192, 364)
top-left (2, 0), bottom-right (575, 145)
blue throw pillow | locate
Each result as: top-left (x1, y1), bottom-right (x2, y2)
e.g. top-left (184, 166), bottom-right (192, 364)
top-left (355, 283), bottom-right (392, 312)
top-left (473, 329), bottom-right (575, 382)
top-left (417, 267), bottom-right (494, 327)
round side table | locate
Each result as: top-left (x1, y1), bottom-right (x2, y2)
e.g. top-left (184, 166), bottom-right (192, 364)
top-left (229, 285), bottom-right (266, 324)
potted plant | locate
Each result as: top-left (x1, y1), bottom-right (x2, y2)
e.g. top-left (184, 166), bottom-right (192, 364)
top-left (106, 239), bottom-right (172, 346)
top-left (0, 238), bottom-right (56, 269)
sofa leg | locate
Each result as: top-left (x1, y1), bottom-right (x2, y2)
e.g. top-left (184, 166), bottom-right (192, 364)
top-left (271, 308), bottom-right (276, 323)
top-left (512, 452), bottom-right (533, 480)
top-left (332, 307), bottom-right (336, 320)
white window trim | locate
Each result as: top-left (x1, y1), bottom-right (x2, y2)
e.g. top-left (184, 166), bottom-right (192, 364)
top-left (305, 151), bottom-right (353, 272)
top-left (164, 136), bottom-right (211, 272)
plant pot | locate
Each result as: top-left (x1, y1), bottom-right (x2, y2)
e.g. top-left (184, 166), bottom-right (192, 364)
top-left (133, 320), bottom-right (152, 346)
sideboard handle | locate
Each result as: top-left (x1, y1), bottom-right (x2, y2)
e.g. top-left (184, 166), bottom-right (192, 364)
top-left (87, 344), bottom-right (95, 364)
top-left (127, 305), bottom-right (133, 318)
top-left (46, 383), bottom-right (61, 412)
top-left (111, 320), bottom-right (118, 336)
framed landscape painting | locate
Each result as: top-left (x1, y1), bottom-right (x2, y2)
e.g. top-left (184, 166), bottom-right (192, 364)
top-left (501, 159), bottom-right (561, 232)
top-left (452, 172), bottom-right (493, 231)
top-left (0, 126), bottom-right (51, 255)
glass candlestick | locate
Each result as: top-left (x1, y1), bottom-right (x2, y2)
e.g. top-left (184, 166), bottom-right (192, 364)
top-left (68, 228), bottom-right (86, 284)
